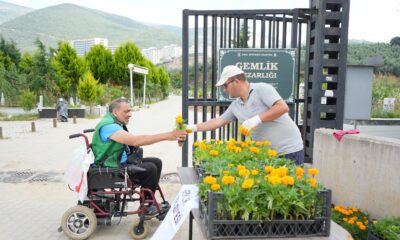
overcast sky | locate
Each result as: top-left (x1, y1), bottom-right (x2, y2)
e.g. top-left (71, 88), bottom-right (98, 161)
top-left (3, 0), bottom-right (400, 43)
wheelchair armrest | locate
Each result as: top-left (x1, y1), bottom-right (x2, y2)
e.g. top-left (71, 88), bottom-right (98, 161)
top-left (127, 165), bottom-right (146, 174)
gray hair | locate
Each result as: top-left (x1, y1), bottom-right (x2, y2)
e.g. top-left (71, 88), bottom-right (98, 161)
top-left (109, 97), bottom-right (128, 112)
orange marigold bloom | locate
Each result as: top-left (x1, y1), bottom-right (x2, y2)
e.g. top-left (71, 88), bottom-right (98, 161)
top-left (245, 140), bottom-right (254, 145)
top-left (209, 150), bottom-right (219, 156)
top-left (199, 144), bottom-right (207, 151)
top-left (249, 147), bottom-right (260, 154)
top-left (268, 175), bottom-right (282, 185)
top-left (308, 168), bottom-right (319, 177)
top-left (239, 169), bottom-right (250, 177)
top-left (265, 165), bottom-right (274, 173)
top-left (251, 169), bottom-right (259, 176)
top-left (255, 141), bottom-right (264, 146)
top-left (348, 219), bottom-right (355, 225)
top-left (222, 176), bottom-right (235, 185)
top-left (276, 167), bottom-right (288, 177)
top-left (203, 176), bottom-right (216, 185)
top-left (237, 165), bottom-right (246, 171)
top-left (241, 142), bottom-right (249, 148)
top-left (234, 147), bottom-right (242, 153)
top-left (281, 176), bottom-right (295, 186)
top-left (307, 178), bottom-right (317, 188)
top-left (359, 225), bottom-right (366, 230)
top-left (343, 218), bottom-right (348, 222)
top-left (296, 167), bottom-right (304, 176)
top-left (268, 149), bottom-right (278, 157)
top-left (296, 175), bottom-right (302, 180)
top-left (242, 179), bottom-right (254, 189)
top-left (211, 183), bottom-right (221, 191)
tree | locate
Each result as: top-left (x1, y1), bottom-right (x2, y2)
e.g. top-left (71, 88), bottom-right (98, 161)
top-left (157, 66), bottom-right (170, 98)
top-left (52, 42), bottom-right (85, 98)
top-left (0, 37), bottom-right (21, 69)
top-left (77, 71), bottom-right (103, 114)
top-left (85, 44), bottom-right (114, 84)
top-left (390, 36), bottom-right (400, 46)
top-left (112, 42), bottom-right (145, 85)
top-left (19, 90), bottom-right (36, 110)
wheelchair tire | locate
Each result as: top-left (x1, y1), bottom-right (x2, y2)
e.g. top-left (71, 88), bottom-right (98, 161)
top-left (61, 205), bottom-right (97, 240)
top-left (128, 219), bottom-right (149, 239)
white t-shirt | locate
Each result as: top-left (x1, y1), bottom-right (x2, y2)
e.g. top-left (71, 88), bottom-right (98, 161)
top-left (221, 82), bottom-right (303, 155)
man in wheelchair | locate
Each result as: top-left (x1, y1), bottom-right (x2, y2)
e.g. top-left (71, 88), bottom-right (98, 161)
top-left (91, 98), bottom-right (187, 216)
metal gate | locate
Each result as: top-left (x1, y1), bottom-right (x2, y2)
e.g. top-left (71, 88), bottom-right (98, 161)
top-left (181, 0), bottom-right (350, 166)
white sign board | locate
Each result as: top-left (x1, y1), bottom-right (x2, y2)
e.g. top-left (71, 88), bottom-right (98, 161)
top-left (133, 65), bottom-right (149, 75)
top-left (383, 98), bottom-right (396, 112)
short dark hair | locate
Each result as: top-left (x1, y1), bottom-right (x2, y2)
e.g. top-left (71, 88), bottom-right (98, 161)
top-left (109, 98), bottom-right (128, 112)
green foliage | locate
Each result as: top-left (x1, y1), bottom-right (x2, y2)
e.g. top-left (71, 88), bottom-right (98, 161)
top-left (85, 44), bottom-right (114, 84)
top-left (99, 84), bottom-right (124, 105)
top-left (112, 42), bottom-right (144, 85)
top-left (371, 74), bottom-right (400, 118)
top-left (52, 42), bottom-right (85, 97)
top-left (77, 71), bottom-right (104, 111)
top-left (157, 66), bottom-right (170, 98)
top-left (0, 113), bottom-right (38, 121)
top-left (370, 217), bottom-right (400, 240)
top-left (390, 36), bottom-right (400, 46)
top-left (0, 36), bottom-right (21, 69)
top-left (19, 90), bottom-right (36, 110)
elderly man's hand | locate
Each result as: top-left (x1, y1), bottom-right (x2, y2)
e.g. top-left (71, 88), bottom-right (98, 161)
top-left (169, 129), bottom-right (187, 141)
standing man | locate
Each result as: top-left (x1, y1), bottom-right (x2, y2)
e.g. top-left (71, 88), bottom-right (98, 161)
top-left (91, 98), bottom-right (187, 215)
top-left (187, 65), bottom-right (304, 165)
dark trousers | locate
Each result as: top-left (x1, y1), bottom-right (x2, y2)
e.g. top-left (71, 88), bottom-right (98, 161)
top-left (281, 149), bottom-right (304, 166)
top-left (128, 157), bottom-right (162, 197)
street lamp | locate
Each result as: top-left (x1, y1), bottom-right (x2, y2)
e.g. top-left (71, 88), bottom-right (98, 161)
top-left (127, 63), bottom-right (134, 107)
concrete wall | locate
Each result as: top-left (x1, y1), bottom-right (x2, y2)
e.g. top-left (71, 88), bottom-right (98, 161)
top-left (313, 128), bottom-right (400, 219)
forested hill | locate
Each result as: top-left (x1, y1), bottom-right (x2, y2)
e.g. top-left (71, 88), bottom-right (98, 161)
top-left (0, 3), bottom-right (180, 52)
top-left (0, 1), bottom-right (33, 24)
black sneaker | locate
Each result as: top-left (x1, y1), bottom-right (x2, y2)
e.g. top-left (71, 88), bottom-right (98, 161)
top-left (144, 205), bottom-right (158, 216)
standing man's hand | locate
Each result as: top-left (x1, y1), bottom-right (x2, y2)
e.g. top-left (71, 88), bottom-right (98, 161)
top-left (240, 115), bottom-right (261, 136)
top-left (185, 124), bottom-right (197, 133)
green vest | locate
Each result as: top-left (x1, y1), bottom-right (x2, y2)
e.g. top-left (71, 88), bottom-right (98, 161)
top-left (92, 112), bottom-right (124, 168)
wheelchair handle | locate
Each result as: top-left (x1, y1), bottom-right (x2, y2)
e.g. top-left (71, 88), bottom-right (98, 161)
top-left (69, 133), bottom-right (90, 150)
top-left (83, 129), bottom-right (95, 133)
top-left (69, 133), bottom-right (83, 139)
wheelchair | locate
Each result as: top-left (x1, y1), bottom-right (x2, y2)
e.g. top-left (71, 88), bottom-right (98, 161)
top-left (59, 129), bottom-right (170, 240)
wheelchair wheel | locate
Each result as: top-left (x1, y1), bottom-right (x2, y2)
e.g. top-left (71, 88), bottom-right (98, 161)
top-left (128, 218), bottom-right (149, 239)
top-left (61, 205), bottom-right (97, 240)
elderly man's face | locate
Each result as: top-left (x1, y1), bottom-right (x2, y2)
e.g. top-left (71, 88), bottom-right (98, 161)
top-left (112, 102), bottom-right (132, 125)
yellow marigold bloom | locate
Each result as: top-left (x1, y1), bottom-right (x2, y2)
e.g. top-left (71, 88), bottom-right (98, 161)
top-left (241, 142), bottom-right (249, 148)
top-left (276, 167), bottom-right (288, 177)
top-left (343, 218), bottom-right (348, 222)
top-left (245, 140), bottom-right (254, 145)
top-left (242, 179), bottom-right (254, 189)
top-left (308, 168), bottom-right (319, 177)
top-left (348, 219), bottom-right (355, 224)
top-left (268, 149), bottom-right (278, 157)
top-left (296, 167), bottom-right (304, 176)
top-left (334, 206), bottom-right (341, 211)
top-left (209, 150), bottom-right (219, 156)
top-left (239, 169), bottom-right (250, 177)
top-left (352, 207), bottom-right (359, 212)
top-left (264, 165), bottom-right (274, 173)
top-left (359, 225), bottom-right (366, 231)
top-left (211, 183), bottom-right (221, 191)
top-left (264, 141), bottom-right (272, 146)
top-left (307, 178), bottom-right (317, 188)
top-left (203, 176), bottom-right (216, 185)
top-left (194, 141), bottom-right (201, 147)
top-left (206, 145), bottom-right (212, 149)
top-left (251, 169), bottom-right (259, 176)
top-left (222, 175), bottom-right (235, 185)
top-left (255, 141), bottom-right (264, 146)
top-left (199, 144), bottom-right (207, 151)
top-left (364, 220), bottom-right (368, 225)
top-left (268, 175), bottom-right (282, 185)
top-left (249, 147), bottom-right (260, 154)
top-left (234, 147), bottom-right (242, 153)
top-left (228, 138), bottom-right (236, 144)
top-left (281, 176), bottom-right (295, 186)
top-left (175, 114), bottom-right (183, 124)
top-left (296, 175), bottom-right (302, 180)
top-left (237, 165), bottom-right (246, 172)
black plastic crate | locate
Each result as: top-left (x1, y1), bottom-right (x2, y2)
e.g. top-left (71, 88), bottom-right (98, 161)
top-left (367, 231), bottom-right (381, 240)
top-left (199, 189), bottom-right (332, 239)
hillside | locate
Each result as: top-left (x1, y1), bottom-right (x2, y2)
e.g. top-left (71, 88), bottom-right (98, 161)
top-left (0, 1), bottom-right (33, 24)
top-left (0, 3), bottom-right (180, 52)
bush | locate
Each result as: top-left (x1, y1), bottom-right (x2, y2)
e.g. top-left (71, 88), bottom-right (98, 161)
top-left (370, 217), bottom-right (400, 240)
top-left (19, 90), bottom-right (36, 111)
top-left (331, 205), bottom-right (368, 240)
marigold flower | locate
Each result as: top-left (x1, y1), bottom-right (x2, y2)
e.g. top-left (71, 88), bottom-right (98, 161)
top-left (359, 225), bottom-right (366, 230)
top-left (245, 140), bottom-right (254, 145)
top-left (264, 165), bottom-right (274, 173)
top-left (194, 141), bottom-right (201, 147)
top-left (222, 175), bottom-right (235, 185)
top-left (281, 176), bottom-right (295, 186)
top-left (251, 169), bottom-right (259, 176)
top-left (242, 179), bottom-right (254, 189)
top-left (255, 141), bottom-right (264, 146)
top-left (264, 141), bottom-right (272, 146)
top-left (296, 167), bottom-right (304, 176)
top-left (203, 176), bottom-right (216, 185)
top-left (268, 149), bottom-right (278, 157)
top-left (211, 183), bottom-right (221, 191)
top-left (175, 114), bottom-right (183, 124)
top-left (343, 218), bottom-right (348, 222)
top-left (234, 146), bottom-right (242, 153)
top-left (307, 178), bottom-right (317, 187)
top-left (241, 142), bottom-right (249, 148)
top-left (348, 219), bottom-right (355, 224)
top-left (209, 150), bottom-right (219, 156)
top-left (296, 175), bottom-right (302, 180)
top-left (239, 169), bottom-right (250, 177)
top-left (276, 167), bottom-right (288, 177)
top-left (268, 175), bottom-right (282, 185)
top-left (249, 147), bottom-right (260, 154)
top-left (237, 165), bottom-right (246, 172)
top-left (308, 168), bottom-right (319, 177)
top-left (199, 144), bottom-right (207, 151)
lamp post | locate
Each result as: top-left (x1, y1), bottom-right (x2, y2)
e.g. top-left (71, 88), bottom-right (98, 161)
top-left (127, 63), bottom-right (134, 107)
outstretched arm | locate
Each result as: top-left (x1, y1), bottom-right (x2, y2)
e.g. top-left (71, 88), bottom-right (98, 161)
top-left (187, 117), bottom-right (231, 132)
top-left (109, 129), bottom-right (187, 147)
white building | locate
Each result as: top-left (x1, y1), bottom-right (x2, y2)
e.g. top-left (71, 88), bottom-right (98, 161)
top-left (142, 47), bottom-right (161, 64)
top-left (70, 38), bottom-right (108, 56)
